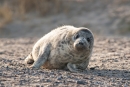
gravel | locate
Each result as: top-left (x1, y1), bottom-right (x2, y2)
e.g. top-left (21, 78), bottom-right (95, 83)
top-left (0, 37), bottom-right (130, 87)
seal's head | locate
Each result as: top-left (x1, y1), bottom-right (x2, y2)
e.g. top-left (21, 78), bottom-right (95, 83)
top-left (72, 28), bottom-right (94, 52)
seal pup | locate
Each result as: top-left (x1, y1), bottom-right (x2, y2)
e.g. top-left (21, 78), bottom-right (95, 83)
top-left (25, 25), bottom-right (94, 72)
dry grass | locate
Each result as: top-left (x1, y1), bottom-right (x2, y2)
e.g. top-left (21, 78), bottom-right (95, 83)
top-left (8, 0), bottom-right (67, 16)
top-left (0, 0), bottom-right (130, 34)
top-left (0, 3), bottom-right (12, 28)
top-left (0, 0), bottom-right (67, 28)
top-left (21, 0), bottom-right (64, 15)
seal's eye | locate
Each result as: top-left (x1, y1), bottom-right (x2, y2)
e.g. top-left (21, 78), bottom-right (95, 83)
top-left (87, 38), bottom-right (90, 42)
top-left (75, 34), bottom-right (79, 39)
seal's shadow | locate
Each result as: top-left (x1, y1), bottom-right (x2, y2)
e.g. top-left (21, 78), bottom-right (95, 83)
top-left (83, 69), bottom-right (130, 79)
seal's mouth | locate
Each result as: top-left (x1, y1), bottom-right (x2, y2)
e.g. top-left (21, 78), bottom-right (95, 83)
top-left (74, 41), bottom-right (89, 51)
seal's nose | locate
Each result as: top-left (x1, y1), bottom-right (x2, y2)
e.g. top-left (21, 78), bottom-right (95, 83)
top-left (79, 42), bottom-right (83, 45)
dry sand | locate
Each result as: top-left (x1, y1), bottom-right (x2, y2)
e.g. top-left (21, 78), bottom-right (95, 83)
top-left (0, 37), bottom-right (130, 87)
top-left (0, 1), bottom-right (130, 86)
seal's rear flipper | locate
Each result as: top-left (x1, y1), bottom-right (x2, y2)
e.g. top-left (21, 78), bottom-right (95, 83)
top-left (27, 59), bottom-right (34, 64)
top-left (24, 53), bottom-right (34, 65)
top-left (30, 44), bottom-right (51, 69)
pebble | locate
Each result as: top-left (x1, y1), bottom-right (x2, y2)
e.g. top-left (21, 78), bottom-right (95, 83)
top-left (36, 85), bottom-right (40, 87)
top-left (76, 80), bottom-right (86, 85)
top-left (55, 81), bottom-right (61, 84)
top-left (57, 76), bottom-right (63, 80)
top-left (45, 79), bottom-right (51, 82)
top-left (90, 67), bottom-right (95, 70)
top-left (0, 52), bottom-right (4, 54)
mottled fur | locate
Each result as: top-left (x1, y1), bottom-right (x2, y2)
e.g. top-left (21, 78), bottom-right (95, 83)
top-left (24, 25), bottom-right (94, 72)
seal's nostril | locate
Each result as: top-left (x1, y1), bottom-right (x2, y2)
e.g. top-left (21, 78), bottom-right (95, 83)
top-left (79, 42), bottom-right (83, 45)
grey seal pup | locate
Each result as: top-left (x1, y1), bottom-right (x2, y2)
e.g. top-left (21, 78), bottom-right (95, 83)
top-left (25, 25), bottom-right (94, 72)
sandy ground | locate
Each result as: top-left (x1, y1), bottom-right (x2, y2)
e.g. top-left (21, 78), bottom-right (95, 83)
top-left (0, 1), bottom-right (130, 86)
top-left (0, 37), bottom-right (130, 87)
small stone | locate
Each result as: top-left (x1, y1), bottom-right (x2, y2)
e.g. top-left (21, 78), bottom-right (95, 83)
top-left (114, 60), bottom-right (118, 62)
top-left (46, 79), bottom-right (51, 82)
top-left (97, 73), bottom-right (102, 76)
top-left (54, 81), bottom-right (61, 86)
top-left (90, 67), bottom-right (95, 70)
top-left (19, 58), bottom-right (23, 60)
top-left (36, 85), bottom-right (40, 87)
top-left (124, 71), bottom-right (129, 73)
top-left (0, 72), bottom-right (2, 76)
top-left (57, 76), bottom-right (63, 80)
top-left (0, 52), bottom-right (4, 54)
top-left (50, 72), bottom-right (54, 75)
top-left (76, 80), bottom-right (86, 85)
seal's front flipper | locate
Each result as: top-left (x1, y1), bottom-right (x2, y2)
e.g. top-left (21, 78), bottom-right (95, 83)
top-left (76, 57), bottom-right (90, 70)
top-left (30, 44), bottom-right (51, 69)
top-left (67, 63), bottom-right (83, 73)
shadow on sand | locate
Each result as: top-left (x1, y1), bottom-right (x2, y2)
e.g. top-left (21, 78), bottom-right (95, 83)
top-left (84, 68), bottom-right (130, 80)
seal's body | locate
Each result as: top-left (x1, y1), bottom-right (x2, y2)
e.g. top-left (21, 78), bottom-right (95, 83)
top-left (25, 25), bottom-right (94, 72)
